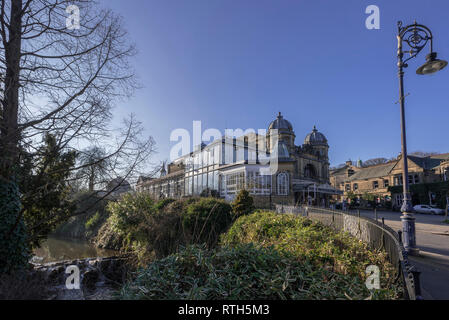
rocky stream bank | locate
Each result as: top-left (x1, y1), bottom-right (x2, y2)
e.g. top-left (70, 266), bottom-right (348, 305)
top-left (32, 256), bottom-right (129, 300)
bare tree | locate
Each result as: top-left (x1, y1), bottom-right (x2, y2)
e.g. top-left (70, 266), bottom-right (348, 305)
top-left (77, 146), bottom-right (109, 191)
top-left (362, 158), bottom-right (389, 167)
top-left (0, 1), bottom-right (156, 243)
top-left (0, 0), bottom-right (142, 174)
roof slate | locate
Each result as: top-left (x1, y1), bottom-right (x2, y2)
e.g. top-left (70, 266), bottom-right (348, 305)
top-left (408, 155), bottom-right (446, 169)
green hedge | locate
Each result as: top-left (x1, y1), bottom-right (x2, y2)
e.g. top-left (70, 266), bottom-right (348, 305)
top-left (100, 195), bottom-right (233, 263)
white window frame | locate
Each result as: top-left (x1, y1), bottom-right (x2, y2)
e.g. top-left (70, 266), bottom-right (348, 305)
top-left (277, 172), bottom-right (289, 196)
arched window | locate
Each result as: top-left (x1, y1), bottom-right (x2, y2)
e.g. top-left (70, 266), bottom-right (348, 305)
top-left (304, 164), bottom-right (317, 179)
top-left (277, 172), bottom-right (289, 196)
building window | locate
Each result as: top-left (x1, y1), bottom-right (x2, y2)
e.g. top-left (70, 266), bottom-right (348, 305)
top-left (223, 171), bottom-right (245, 195)
top-left (277, 172), bottom-right (289, 196)
top-left (345, 184), bottom-right (351, 192)
top-left (394, 175), bottom-right (403, 186)
top-left (414, 175), bottom-right (420, 184)
top-left (384, 179), bottom-right (389, 188)
top-left (353, 183), bottom-right (358, 191)
top-left (373, 181), bottom-right (379, 189)
top-left (246, 171), bottom-right (271, 195)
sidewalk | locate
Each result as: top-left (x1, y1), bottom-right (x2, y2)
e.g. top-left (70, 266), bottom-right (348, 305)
top-left (409, 251), bottom-right (449, 300)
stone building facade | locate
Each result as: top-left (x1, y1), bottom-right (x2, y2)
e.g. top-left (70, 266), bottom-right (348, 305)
top-left (329, 160), bottom-right (362, 202)
top-left (436, 159), bottom-right (449, 182)
top-left (330, 153), bottom-right (449, 208)
top-left (137, 113), bottom-right (341, 208)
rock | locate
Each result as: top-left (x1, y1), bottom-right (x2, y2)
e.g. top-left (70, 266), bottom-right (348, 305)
top-left (82, 269), bottom-right (100, 291)
top-left (88, 259), bottom-right (99, 266)
top-left (100, 258), bottom-right (127, 284)
top-left (56, 289), bottom-right (85, 300)
top-left (47, 265), bottom-right (65, 284)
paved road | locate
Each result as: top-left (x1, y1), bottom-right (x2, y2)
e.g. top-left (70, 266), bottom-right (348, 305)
top-left (358, 209), bottom-right (449, 300)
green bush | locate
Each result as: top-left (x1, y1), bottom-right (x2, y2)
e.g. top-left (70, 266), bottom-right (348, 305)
top-left (163, 197), bottom-right (200, 214)
top-left (99, 196), bottom-right (232, 264)
top-left (220, 211), bottom-right (400, 298)
top-left (120, 244), bottom-right (387, 300)
top-left (94, 219), bottom-right (126, 251)
top-left (105, 193), bottom-right (154, 250)
top-left (107, 193), bottom-right (155, 236)
top-left (183, 198), bottom-right (232, 247)
top-left (85, 211), bottom-right (102, 231)
top-left (231, 189), bottom-right (255, 218)
top-left (0, 180), bottom-right (30, 274)
top-left (154, 198), bottom-right (176, 212)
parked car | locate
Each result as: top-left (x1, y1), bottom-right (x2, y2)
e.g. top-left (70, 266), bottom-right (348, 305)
top-left (413, 205), bottom-right (445, 215)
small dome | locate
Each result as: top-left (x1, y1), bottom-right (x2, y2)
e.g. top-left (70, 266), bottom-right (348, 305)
top-left (268, 112), bottom-right (293, 131)
top-left (304, 126), bottom-right (328, 146)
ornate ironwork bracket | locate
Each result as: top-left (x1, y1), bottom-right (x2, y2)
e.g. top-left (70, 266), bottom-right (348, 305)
top-left (398, 21), bottom-right (433, 67)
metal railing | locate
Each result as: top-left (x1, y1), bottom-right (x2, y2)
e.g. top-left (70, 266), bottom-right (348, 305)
top-left (274, 205), bottom-right (422, 300)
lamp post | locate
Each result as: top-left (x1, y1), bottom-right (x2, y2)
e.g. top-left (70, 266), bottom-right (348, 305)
top-left (396, 21), bottom-right (447, 255)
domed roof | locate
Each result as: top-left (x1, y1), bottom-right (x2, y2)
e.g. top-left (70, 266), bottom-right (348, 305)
top-left (268, 112), bottom-right (293, 131)
top-left (304, 126), bottom-right (328, 146)
top-left (273, 140), bottom-right (290, 159)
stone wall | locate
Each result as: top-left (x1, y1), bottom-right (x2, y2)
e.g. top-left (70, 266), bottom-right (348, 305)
top-left (343, 214), bottom-right (372, 244)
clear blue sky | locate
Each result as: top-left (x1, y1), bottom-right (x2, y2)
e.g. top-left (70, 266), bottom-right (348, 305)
top-left (100, 0), bottom-right (449, 167)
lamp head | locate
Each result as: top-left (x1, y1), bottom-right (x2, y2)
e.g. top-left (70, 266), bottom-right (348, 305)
top-left (416, 52), bottom-right (448, 75)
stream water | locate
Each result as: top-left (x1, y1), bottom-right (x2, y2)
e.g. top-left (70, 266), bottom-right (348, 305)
top-left (32, 237), bottom-right (118, 264)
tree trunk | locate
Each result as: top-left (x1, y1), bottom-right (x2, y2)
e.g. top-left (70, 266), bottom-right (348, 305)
top-left (1, 0), bottom-right (23, 179)
top-left (89, 167), bottom-right (95, 191)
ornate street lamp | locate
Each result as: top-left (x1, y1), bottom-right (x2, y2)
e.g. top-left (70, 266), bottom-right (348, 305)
top-left (396, 21), bottom-right (447, 255)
